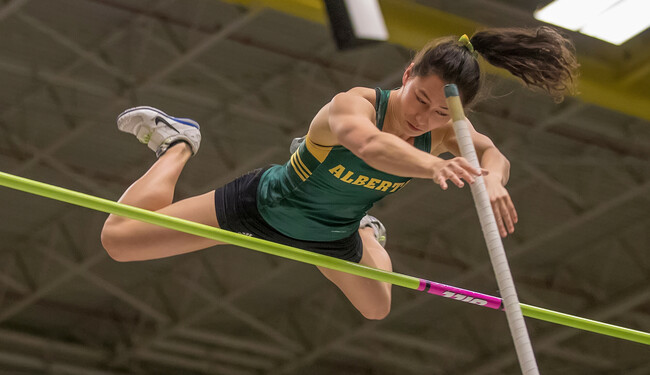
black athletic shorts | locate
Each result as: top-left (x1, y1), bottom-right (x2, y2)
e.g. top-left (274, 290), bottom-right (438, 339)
top-left (213, 168), bottom-right (363, 263)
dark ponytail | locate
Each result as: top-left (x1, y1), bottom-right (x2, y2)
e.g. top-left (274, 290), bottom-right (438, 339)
top-left (471, 26), bottom-right (579, 102)
top-left (410, 27), bottom-right (579, 106)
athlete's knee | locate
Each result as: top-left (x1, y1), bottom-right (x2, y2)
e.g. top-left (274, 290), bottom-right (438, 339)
top-left (359, 227), bottom-right (381, 248)
top-left (360, 286), bottom-right (392, 320)
top-left (359, 226), bottom-right (375, 237)
top-left (361, 300), bottom-right (391, 320)
top-left (100, 221), bottom-right (133, 262)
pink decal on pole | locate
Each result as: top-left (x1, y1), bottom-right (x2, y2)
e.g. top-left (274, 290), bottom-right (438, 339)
top-left (419, 279), bottom-right (503, 310)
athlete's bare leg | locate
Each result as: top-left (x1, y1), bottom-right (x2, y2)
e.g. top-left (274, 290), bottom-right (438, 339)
top-left (101, 143), bottom-right (223, 261)
top-left (103, 138), bottom-right (392, 318)
top-left (318, 227), bottom-right (392, 320)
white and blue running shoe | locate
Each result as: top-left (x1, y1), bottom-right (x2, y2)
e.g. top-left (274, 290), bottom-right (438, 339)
top-left (117, 106), bottom-right (201, 157)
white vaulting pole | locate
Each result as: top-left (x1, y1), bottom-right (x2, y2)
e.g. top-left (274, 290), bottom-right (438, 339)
top-left (444, 84), bottom-right (540, 375)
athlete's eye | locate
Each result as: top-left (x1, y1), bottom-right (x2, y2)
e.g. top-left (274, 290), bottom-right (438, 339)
top-left (416, 96), bottom-right (426, 104)
top-left (435, 110), bottom-right (448, 116)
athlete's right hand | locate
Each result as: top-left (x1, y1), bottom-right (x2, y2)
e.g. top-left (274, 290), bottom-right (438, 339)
top-left (432, 157), bottom-right (486, 190)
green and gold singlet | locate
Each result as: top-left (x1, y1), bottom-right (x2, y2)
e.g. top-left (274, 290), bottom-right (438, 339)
top-left (257, 88), bottom-right (431, 241)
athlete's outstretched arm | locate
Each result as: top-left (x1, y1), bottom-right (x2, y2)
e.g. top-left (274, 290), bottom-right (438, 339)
top-left (327, 90), bottom-right (482, 188)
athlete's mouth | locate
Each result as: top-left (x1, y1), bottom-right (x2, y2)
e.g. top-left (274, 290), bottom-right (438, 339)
top-left (407, 121), bottom-right (420, 132)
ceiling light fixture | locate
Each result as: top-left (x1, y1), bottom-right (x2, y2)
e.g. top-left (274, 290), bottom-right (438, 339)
top-left (534, 0), bottom-right (650, 45)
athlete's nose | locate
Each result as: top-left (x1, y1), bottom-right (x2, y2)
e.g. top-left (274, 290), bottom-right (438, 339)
top-left (427, 109), bottom-right (444, 128)
top-left (414, 113), bottom-right (427, 128)
top-left (428, 115), bottom-right (438, 128)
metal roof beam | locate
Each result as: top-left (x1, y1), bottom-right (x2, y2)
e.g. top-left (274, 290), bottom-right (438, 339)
top-left (2, 236), bottom-right (290, 372)
top-left (0, 2), bottom-right (175, 122)
top-left (1, 3), bottom-right (258, 180)
top-left (133, 348), bottom-right (255, 375)
top-left (0, 58), bottom-right (116, 98)
top-left (176, 275), bottom-right (305, 352)
top-left (8, 135), bottom-right (117, 197)
top-left (465, 284), bottom-right (650, 374)
top-left (174, 326), bottom-right (296, 359)
top-left (363, 330), bottom-right (473, 360)
top-left (16, 12), bottom-right (133, 82)
top-left (31, 215), bottom-right (300, 362)
top-left (109, 262), bottom-right (301, 366)
top-left (542, 346), bottom-right (616, 370)
top-left (224, 0), bottom-right (650, 121)
top-left (627, 361), bottom-right (650, 375)
top-left (151, 339), bottom-right (276, 370)
top-left (34, 243), bottom-right (171, 323)
top-left (0, 253), bottom-right (30, 295)
top-left (334, 344), bottom-right (444, 373)
top-left (0, 252), bottom-right (104, 324)
top-left (0, 0), bottom-right (29, 22)
top-left (140, 8), bottom-right (261, 88)
top-left (0, 328), bottom-right (107, 362)
top-left (0, 349), bottom-right (128, 375)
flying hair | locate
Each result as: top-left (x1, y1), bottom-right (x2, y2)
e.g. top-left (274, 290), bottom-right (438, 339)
top-left (410, 26), bottom-right (579, 106)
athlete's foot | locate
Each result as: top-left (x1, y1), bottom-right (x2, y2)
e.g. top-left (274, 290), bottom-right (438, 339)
top-left (117, 106), bottom-right (201, 157)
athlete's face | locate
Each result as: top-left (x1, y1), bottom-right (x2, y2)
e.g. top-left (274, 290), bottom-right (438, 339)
top-left (398, 64), bottom-right (451, 136)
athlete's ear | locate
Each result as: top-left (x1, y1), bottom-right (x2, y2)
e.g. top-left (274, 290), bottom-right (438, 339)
top-left (402, 63), bottom-right (415, 86)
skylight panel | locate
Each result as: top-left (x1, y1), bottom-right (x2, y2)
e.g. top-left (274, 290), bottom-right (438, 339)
top-left (534, 0), bottom-right (650, 45)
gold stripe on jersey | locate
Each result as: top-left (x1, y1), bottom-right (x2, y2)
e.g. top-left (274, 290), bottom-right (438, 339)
top-left (305, 135), bottom-right (333, 163)
top-left (290, 153), bottom-right (309, 181)
top-left (295, 151), bottom-right (311, 175)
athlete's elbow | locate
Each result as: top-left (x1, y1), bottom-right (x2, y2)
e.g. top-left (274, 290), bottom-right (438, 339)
top-left (356, 133), bottom-right (383, 161)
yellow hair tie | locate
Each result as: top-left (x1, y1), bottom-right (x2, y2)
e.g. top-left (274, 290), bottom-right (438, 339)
top-left (459, 34), bottom-right (478, 59)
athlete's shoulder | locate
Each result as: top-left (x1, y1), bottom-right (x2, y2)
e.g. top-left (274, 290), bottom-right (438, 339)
top-left (308, 87), bottom-right (377, 147)
top-left (344, 87), bottom-right (377, 107)
top-left (329, 87), bottom-right (377, 116)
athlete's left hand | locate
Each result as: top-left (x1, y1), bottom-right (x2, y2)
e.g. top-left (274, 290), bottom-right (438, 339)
top-left (484, 174), bottom-right (518, 237)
